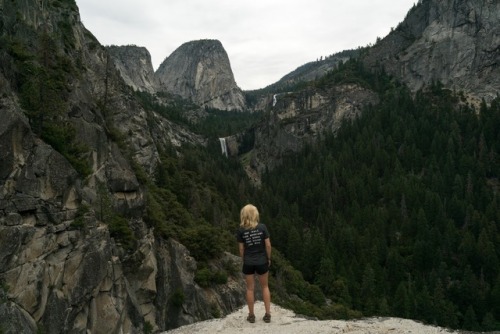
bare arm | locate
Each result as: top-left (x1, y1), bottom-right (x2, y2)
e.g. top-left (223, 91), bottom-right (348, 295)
top-left (265, 238), bottom-right (272, 265)
top-left (239, 242), bottom-right (244, 258)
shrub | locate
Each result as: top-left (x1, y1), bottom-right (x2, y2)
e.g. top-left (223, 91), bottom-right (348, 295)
top-left (169, 288), bottom-right (185, 308)
top-left (70, 204), bottom-right (90, 230)
top-left (194, 268), bottom-right (212, 288)
top-left (212, 271), bottom-right (228, 285)
top-left (194, 268), bottom-right (228, 288)
top-left (180, 224), bottom-right (225, 262)
top-left (222, 258), bottom-right (239, 276)
top-left (143, 321), bottom-right (153, 334)
top-left (0, 280), bottom-right (9, 302)
top-left (210, 302), bottom-right (221, 318)
top-left (42, 123), bottom-right (91, 177)
top-left (108, 214), bottom-right (136, 251)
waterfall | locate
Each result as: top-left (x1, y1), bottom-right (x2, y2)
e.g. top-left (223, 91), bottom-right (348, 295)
top-left (219, 137), bottom-right (228, 157)
top-left (273, 94), bottom-right (278, 107)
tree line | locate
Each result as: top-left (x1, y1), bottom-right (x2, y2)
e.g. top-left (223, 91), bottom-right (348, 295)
top-left (10, 24), bottom-right (499, 331)
top-left (253, 63), bottom-right (500, 331)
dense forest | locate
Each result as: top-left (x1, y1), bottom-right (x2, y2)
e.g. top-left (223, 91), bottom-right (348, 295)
top-left (130, 59), bottom-right (500, 331)
top-left (11, 26), bottom-right (499, 330)
top-left (4, 1), bottom-right (499, 332)
top-left (254, 61), bottom-right (500, 331)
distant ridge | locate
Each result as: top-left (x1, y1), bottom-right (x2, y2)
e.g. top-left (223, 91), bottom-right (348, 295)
top-left (364, 0), bottom-right (500, 103)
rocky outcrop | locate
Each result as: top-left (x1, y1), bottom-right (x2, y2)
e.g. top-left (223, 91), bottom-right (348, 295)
top-left (107, 45), bottom-right (159, 94)
top-left (0, 87), bottom-right (243, 333)
top-left (107, 41), bottom-right (247, 111)
top-left (0, 1), bottom-right (242, 333)
top-left (0, 201), bottom-right (244, 333)
top-left (364, 0), bottom-right (500, 102)
top-left (162, 301), bottom-right (469, 334)
top-left (275, 49), bottom-right (361, 90)
top-left (231, 85), bottom-right (379, 183)
top-left (235, 0), bottom-right (500, 181)
top-left (155, 40), bottom-right (246, 111)
top-left (248, 50), bottom-right (360, 112)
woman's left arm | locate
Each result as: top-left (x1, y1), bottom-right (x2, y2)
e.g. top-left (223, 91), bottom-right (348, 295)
top-left (239, 242), bottom-right (245, 258)
top-left (265, 238), bottom-right (272, 265)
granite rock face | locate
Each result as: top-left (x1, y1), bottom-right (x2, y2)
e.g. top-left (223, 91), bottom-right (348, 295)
top-left (0, 1), bottom-right (243, 333)
top-left (155, 40), bottom-right (246, 111)
top-left (107, 45), bottom-right (159, 94)
top-left (364, 0), bottom-right (500, 102)
top-left (233, 0), bottom-right (500, 182)
top-left (225, 84), bottom-right (379, 184)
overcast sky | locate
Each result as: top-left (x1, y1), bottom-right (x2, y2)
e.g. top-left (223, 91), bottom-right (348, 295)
top-left (76, 0), bottom-right (416, 90)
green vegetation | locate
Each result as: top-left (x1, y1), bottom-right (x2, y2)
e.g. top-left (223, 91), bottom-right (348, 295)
top-left (124, 58), bottom-right (500, 330)
top-left (194, 267), bottom-right (228, 288)
top-left (255, 60), bottom-right (500, 330)
top-left (5, 10), bottom-right (499, 331)
top-left (193, 108), bottom-right (263, 138)
top-left (143, 321), bottom-right (153, 334)
top-left (136, 90), bottom-right (263, 139)
top-left (169, 288), bottom-right (185, 308)
top-left (51, 0), bottom-right (77, 9)
top-left (70, 204), bottom-right (90, 230)
top-left (0, 281), bottom-right (8, 303)
top-left (210, 302), bottom-right (222, 318)
top-left (97, 181), bottom-right (136, 251)
top-left (244, 48), bottom-right (364, 107)
top-left (135, 91), bottom-right (195, 127)
top-left (12, 29), bottom-right (91, 177)
top-left (142, 142), bottom-right (252, 259)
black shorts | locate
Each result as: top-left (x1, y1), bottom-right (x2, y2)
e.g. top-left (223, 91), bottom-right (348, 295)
top-left (242, 262), bottom-right (269, 275)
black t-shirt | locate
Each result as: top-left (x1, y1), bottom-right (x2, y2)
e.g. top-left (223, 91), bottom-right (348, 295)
top-left (237, 223), bottom-right (270, 265)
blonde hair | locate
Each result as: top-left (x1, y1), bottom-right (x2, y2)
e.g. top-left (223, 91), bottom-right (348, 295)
top-left (240, 204), bottom-right (259, 230)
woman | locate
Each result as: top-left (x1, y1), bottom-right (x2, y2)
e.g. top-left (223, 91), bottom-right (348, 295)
top-left (236, 204), bottom-right (272, 323)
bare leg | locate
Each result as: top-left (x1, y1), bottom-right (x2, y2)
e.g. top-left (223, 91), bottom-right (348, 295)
top-left (258, 272), bottom-right (271, 315)
top-left (245, 274), bottom-right (255, 315)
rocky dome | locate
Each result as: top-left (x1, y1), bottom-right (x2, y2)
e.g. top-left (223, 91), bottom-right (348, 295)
top-left (155, 39), bottom-right (246, 111)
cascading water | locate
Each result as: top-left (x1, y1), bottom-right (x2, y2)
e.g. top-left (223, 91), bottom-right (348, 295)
top-left (273, 92), bottom-right (291, 107)
top-left (219, 137), bottom-right (228, 157)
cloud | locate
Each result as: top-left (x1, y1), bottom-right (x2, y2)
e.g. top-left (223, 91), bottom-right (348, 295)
top-left (76, 0), bottom-right (416, 90)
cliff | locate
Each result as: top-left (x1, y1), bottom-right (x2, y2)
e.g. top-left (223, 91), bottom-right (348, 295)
top-left (247, 0), bottom-right (499, 112)
top-left (107, 45), bottom-right (159, 94)
top-left (2, 0), bottom-right (499, 332)
top-left (0, 1), bottom-right (244, 333)
top-left (364, 0), bottom-right (500, 103)
top-left (245, 84), bottom-right (379, 182)
top-left (155, 40), bottom-right (246, 111)
top-left (231, 0), bottom-right (500, 181)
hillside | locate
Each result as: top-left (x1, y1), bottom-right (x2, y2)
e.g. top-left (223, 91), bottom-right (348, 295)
top-left (1, 0), bottom-right (499, 333)
top-left (0, 1), bottom-right (338, 333)
top-left (364, 0), bottom-right (500, 104)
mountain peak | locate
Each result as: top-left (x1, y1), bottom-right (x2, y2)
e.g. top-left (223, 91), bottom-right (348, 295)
top-left (155, 39), bottom-right (246, 111)
top-left (364, 0), bottom-right (500, 103)
top-left (177, 39), bottom-right (224, 51)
